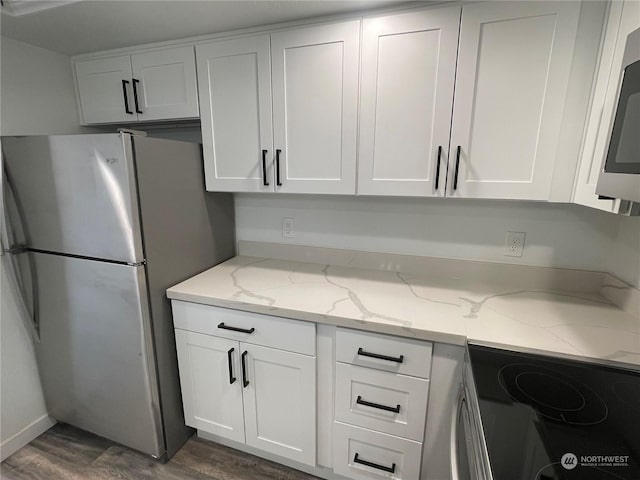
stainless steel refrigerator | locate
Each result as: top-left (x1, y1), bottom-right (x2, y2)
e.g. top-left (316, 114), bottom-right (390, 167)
top-left (1, 132), bottom-right (235, 460)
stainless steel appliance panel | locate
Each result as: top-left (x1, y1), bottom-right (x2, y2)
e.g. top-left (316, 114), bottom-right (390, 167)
top-left (32, 251), bottom-right (163, 457)
top-left (2, 135), bottom-right (143, 263)
top-left (132, 135), bottom-right (235, 457)
top-left (597, 27), bottom-right (640, 203)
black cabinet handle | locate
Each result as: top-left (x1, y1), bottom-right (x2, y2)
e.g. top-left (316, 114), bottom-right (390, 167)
top-left (218, 322), bottom-right (255, 334)
top-left (241, 350), bottom-right (249, 387)
top-left (357, 347), bottom-right (404, 364)
top-left (356, 395), bottom-right (400, 413)
top-left (435, 145), bottom-right (442, 191)
top-left (122, 80), bottom-right (133, 114)
top-left (453, 145), bottom-right (461, 191)
top-left (276, 149), bottom-right (282, 186)
top-left (353, 453), bottom-right (396, 473)
top-left (227, 348), bottom-right (236, 384)
top-left (132, 78), bottom-right (143, 114)
top-left (262, 150), bottom-right (269, 186)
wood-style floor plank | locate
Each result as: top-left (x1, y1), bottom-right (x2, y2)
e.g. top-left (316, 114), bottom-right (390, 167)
top-left (171, 437), bottom-right (319, 480)
top-left (30, 423), bottom-right (113, 466)
top-left (90, 445), bottom-right (214, 480)
top-left (0, 444), bottom-right (93, 480)
top-left (1, 424), bottom-right (322, 480)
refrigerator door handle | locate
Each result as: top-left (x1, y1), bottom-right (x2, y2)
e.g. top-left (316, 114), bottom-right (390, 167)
top-left (2, 153), bottom-right (40, 341)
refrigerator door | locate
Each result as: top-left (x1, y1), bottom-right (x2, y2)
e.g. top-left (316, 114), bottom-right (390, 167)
top-left (32, 251), bottom-right (164, 457)
top-left (2, 134), bottom-right (143, 263)
top-left (1, 160), bottom-right (39, 340)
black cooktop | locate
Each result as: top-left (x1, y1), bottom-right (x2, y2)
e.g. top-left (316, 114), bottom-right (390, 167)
top-left (468, 344), bottom-right (640, 480)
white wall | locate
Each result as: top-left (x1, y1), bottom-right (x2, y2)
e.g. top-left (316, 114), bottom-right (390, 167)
top-left (0, 36), bottom-right (84, 459)
top-left (606, 215), bottom-right (640, 289)
top-left (235, 194), bottom-right (632, 275)
top-left (0, 259), bottom-right (54, 461)
top-left (0, 36), bottom-right (85, 135)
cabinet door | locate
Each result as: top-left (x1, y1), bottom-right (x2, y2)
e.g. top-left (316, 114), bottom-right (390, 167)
top-left (197, 36), bottom-right (274, 192)
top-left (131, 46), bottom-right (199, 121)
top-left (75, 56), bottom-right (135, 124)
top-left (271, 21), bottom-right (359, 194)
top-left (449, 2), bottom-right (580, 200)
top-left (241, 343), bottom-right (316, 466)
top-left (358, 7), bottom-right (460, 197)
top-left (174, 330), bottom-right (245, 443)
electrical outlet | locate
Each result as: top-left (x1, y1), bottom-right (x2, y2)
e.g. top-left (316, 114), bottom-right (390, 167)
top-left (505, 231), bottom-right (525, 257)
top-left (282, 217), bottom-right (295, 238)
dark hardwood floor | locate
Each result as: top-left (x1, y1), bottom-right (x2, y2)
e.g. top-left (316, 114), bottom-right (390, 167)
top-left (1, 424), bottom-right (320, 480)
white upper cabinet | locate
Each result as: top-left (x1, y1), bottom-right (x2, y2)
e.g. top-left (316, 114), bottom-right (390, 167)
top-left (130, 46), bottom-right (199, 122)
top-left (197, 36), bottom-right (274, 192)
top-left (73, 2), bottom-right (599, 200)
top-left (74, 46), bottom-right (199, 125)
top-left (198, 21), bottom-right (359, 194)
top-left (358, 7), bottom-right (461, 197)
top-left (271, 21), bottom-right (359, 194)
top-left (573, 0), bottom-right (640, 212)
top-left (448, 1), bottom-right (581, 200)
top-left (75, 56), bottom-right (134, 124)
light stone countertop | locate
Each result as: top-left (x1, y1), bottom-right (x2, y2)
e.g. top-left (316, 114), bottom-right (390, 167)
top-left (167, 254), bottom-right (640, 368)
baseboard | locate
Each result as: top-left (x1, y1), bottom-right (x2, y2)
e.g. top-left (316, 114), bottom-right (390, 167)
top-left (0, 414), bottom-right (56, 462)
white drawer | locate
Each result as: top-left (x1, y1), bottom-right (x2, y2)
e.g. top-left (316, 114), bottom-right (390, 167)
top-left (333, 422), bottom-right (422, 480)
top-left (335, 363), bottom-right (429, 441)
top-left (171, 301), bottom-right (316, 355)
top-left (336, 328), bottom-right (432, 378)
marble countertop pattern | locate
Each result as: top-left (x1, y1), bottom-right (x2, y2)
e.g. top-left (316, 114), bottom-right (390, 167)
top-left (167, 255), bottom-right (640, 367)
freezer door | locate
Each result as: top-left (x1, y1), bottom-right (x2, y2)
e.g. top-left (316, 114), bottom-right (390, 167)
top-left (2, 135), bottom-right (143, 263)
top-left (32, 252), bottom-right (164, 457)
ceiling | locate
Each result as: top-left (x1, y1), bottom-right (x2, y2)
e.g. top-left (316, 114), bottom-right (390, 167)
top-left (0, 0), bottom-right (423, 56)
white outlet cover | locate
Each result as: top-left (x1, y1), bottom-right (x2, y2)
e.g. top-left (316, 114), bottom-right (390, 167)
top-left (504, 231), bottom-right (525, 257)
top-left (282, 217), bottom-right (295, 238)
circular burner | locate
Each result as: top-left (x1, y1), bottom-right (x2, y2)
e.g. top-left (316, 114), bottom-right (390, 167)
top-left (498, 363), bottom-right (608, 426)
top-left (515, 372), bottom-right (585, 411)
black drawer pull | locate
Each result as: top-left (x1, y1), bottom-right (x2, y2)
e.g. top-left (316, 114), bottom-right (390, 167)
top-left (435, 145), bottom-right (442, 191)
top-left (453, 145), bottom-right (461, 191)
top-left (122, 80), bottom-right (133, 114)
top-left (357, 347), bottom-right (404, 364)
top-left (132, 78), bottom-right (143, 114)
top-left (353, 453), bottom-right (396, 473)
top-left (275, 149), bottom-right (283, 186)
top-left (218, 322), bottom-right (255, 334)
top-left (262, 149), bottom-right (269, 186)
top-left (227, 348), bottom-right (236, 384)
top-left (356, 395), bottom-right (400, 413)
top-left (241, 350), bottom-right (249, 388)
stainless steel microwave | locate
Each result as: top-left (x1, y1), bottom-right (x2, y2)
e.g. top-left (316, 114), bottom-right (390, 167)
top-left (597, 27), bottom-right (640, 203)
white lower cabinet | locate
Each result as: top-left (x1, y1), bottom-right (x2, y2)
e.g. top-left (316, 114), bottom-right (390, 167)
top-left (333, 422), bottom-right (423, 480)
top-left (242, 343), bottom-right (316, 466)
top-left (173, 305), bottom-right (436, 478)
top-left (332, 327), bottom-right (432, 480)
top-left (175, 330), bottom-right (246, 443)
top-left (172, 304), bottom-right (317, 467)
top-left (335, 363), bottom-right (429, 442)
